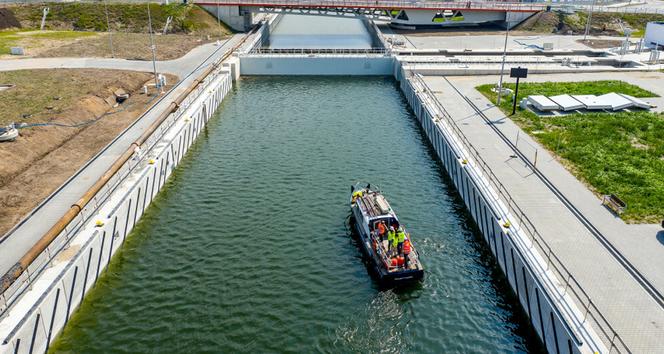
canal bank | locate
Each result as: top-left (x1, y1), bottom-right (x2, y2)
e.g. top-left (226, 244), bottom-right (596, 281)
top-left (0, 15), bottom-right (622, 353)
top-left (0, 33), bottom-right (245, 354)
top-left (51, 76), bottom-right (544, 353)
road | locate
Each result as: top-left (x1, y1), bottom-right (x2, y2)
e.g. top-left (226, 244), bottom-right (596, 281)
top-left (0, 34), bottom-right (244, 276)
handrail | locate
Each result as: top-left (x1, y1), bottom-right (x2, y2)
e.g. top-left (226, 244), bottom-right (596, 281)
top-left (408, 72), bottom-right (630, 353)
top-left (248, 47), bottom-right (389, 55)
top-left (0, 28), bottom-right (257, 313)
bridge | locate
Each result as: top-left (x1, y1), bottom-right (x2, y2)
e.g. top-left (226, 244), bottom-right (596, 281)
top-left (195, 0), bottom-right (546, 31)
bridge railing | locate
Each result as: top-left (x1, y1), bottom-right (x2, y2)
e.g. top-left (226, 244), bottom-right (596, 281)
top-left (200, 0), bottom-right (548, 12)
top-left (248, 47), bottom-right (390, 55)
top-left (409, 72), bottom-right (630, 354)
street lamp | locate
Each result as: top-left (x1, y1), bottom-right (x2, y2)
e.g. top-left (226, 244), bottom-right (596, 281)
top-left (584, 0), bottom-right (596, 41)
top-left (103, 0), bottom-right (115, 58)
top-left (496, 11), bottom-right (510, 106)
top-left (147, 3), bottom-right (160, 91)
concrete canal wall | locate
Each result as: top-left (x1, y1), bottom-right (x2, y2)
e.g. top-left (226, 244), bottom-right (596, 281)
top-left (399, 72), bottom-right (604, 354)
top-left (240, 53), bottom-right (394, 75)
top-left (0, 18), bottom-right (608, 354)
top-left (0, 61), bottom-right (236, 354)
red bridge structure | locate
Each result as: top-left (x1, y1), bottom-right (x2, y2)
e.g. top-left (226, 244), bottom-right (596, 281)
top-left (195, 0), bottom-right (547, 31)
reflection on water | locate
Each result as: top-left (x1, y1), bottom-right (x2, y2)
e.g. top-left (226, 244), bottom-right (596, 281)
top-left (269, 15), bottom-right (374, 49)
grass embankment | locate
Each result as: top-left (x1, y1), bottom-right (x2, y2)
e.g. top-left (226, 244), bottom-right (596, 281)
top-left (0, 30), bottom-right (97, 54)
top-left (515, 11), bottom-right (664, 37)
top-left (476, 81), bottom-right (663, 223)
top-left (0, 4), bottom-right (232, 58)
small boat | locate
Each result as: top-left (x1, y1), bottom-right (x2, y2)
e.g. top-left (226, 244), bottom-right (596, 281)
top-left (349, 183), bottom-right (424, 286)
top-left (0, 125), bottom-right (18, 142)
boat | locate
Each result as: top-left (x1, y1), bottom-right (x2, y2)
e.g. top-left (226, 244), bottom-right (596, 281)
top-left (0, 125), bottom-right (18, 142)
top-left (349, 183), bottom-right (424, 286)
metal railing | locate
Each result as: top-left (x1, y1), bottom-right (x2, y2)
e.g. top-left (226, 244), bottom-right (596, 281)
top-left (248, 47), bottom-right (389, 55)
top-left (0, 64), bottom-right (231, 320)
top-left (408, 73), bottom-right (630, 353)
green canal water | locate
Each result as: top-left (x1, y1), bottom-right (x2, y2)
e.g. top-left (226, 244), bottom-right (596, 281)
top-left (52, 77), bottom-right (542, 353)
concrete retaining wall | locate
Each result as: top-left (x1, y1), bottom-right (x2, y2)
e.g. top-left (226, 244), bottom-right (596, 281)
top-left (398, 72), bottom-right (605, 354)
top-left (0, 68), bottom-right (234, 354)
top-left (240, 55), bottom-right (394, 75)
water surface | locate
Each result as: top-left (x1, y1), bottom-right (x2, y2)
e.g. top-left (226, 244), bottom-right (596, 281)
top-left (269, 15), bottom-right (374, 49)
top-left (52, 77), bottom-right (542, 353)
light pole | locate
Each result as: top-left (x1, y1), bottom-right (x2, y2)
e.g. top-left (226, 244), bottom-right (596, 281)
top-left (104, 0), bottom-right (115, 58)
top-left (147, 3), bottom-right (160, 91)
top-left (496, 11), bottom-right (510, 106)
top-left (584, 0), bottom-right (596, 41)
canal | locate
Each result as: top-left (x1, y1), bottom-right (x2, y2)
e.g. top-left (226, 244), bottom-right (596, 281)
top-left (51, 76), bottom-right (542, 353)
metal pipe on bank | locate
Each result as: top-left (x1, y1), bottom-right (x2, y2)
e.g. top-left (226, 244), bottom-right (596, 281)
top-left (0, 32), bottom-right (250, 294)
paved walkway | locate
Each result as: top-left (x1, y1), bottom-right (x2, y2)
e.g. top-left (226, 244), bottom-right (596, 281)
top-left (0, 41), bottom-right (231, 77)
top-left (423, 72), bottom-right (664, 352)
top-left (0, 34), bottom-right (243, 277)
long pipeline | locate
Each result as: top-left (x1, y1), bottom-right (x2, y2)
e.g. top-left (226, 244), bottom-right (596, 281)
top-left (0, 30), bottom-right (253, 294)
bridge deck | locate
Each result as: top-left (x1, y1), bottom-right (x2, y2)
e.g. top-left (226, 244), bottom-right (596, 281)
top-left (195, 0), bottom-right (546, 12)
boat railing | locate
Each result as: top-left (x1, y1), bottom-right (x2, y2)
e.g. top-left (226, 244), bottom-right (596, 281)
top-left (370, 231), bottom-right (413, 272)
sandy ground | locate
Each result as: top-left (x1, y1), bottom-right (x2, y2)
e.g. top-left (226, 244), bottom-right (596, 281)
top-left (1, 31), bottom-right (227, 60)
top-left (37, 32), bottom-right (226, 61)
top-left (0, 69), bottom-right (177, 236)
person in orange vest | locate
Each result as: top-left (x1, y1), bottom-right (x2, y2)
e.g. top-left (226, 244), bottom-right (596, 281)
top-left (403, 239), bottom-right (412, 269)
top-left (376, 221), bottom-right (387, 242)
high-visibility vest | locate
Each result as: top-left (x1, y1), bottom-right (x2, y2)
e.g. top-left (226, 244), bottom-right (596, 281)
top-left (387, 230), bottom-right (396, 244)
top-left (397, 230), bottom-right (406, 243)
top-left (377, 223), bottom-right (386, 235)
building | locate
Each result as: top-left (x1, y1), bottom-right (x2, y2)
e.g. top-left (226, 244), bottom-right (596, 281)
top-left (644, 22), bottom-right (664, 48)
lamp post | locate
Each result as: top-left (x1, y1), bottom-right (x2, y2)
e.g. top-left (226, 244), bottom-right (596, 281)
top-left (496, 11), bottom-right (510, 106)
top-left (104, 0), bottom-right (115, 58)
top-left (147, 3), bottom-right (160, 91)
top-left (583, 0), bottom-right (596, 41)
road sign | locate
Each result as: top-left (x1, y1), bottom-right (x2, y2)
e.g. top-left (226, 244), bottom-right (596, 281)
top-left (510, 67), bottom-right (528, 78)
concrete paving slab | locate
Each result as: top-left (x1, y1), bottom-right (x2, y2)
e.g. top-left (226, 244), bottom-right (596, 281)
top-left (422, 72), bottom-right (664, 351)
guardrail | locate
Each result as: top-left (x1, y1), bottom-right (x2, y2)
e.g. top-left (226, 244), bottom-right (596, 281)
top-left (0, 67), bottom-right (230, 318)
top-left (249, 47), bottom-right (389, 54)
top-left (0, 29), bottom-right (255, 318)
top-left (409, 73), bottom-right (630, 353)
top-left (560, 4), bottom-right (664, 14)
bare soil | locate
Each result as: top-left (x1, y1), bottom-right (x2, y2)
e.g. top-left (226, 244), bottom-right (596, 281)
top-left (37, 32), bottom-right (220, 61)
top-left (578, 39), bottom-right (624, 49)
top-left (0, 69), bottom-right (177, 236)
top-left (0, 8), bottom-right (20, 30)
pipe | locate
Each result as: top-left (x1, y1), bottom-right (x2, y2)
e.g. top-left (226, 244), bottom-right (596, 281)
top-left (1, 29), bottom-right (253, 294)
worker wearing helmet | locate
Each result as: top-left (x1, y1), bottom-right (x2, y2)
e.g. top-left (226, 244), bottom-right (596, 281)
top-left (387, 226), bottom-right (396, 255)
top-left (403, 239), bottom-right (412, 268)
top-left (396, 227), bottom-right (406, 255)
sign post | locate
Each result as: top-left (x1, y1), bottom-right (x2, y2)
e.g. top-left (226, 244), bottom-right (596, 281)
top-left (510, 67), bottom-right (528, 115)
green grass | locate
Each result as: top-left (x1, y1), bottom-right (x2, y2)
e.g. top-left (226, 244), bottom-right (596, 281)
top-left (28, 30), bottom-right (97, 40)
top-left (0, 29), bottom-right (98, 54)
top-left (10, 3), bottom-right (232, 35)
top-left (476, 81), bottom-right (664, 223)
top-left (0, 30), bottom-right (22, 54)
